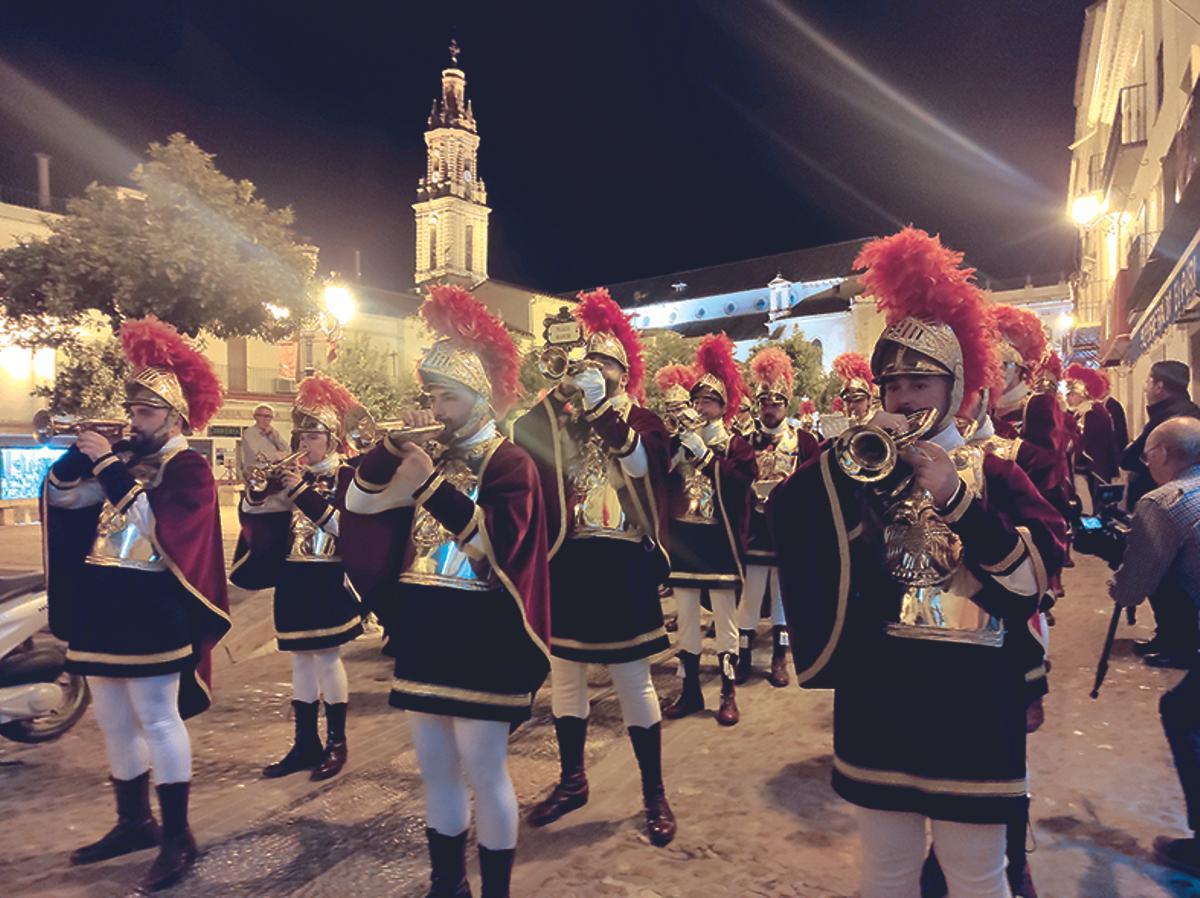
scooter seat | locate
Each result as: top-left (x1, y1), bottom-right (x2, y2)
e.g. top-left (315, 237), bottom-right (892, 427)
top-left (0, 570), bottom-right (45, 605)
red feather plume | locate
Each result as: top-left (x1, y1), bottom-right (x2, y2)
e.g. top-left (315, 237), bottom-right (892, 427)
top-left (831, 396), bottom-right (846, 413)
top-left (749, 346), bottom-right (794, 394)
top-left (854, 227), bottom-right (1000, 412)
top-left (992, 304), bottom-right (1048, 367)
top-left (119, 315), bottom-right (224, 431)
top-left (295, 373), bottom-right (358, 419)
top-left (1037, 351), bottom-right (1063, 385)
top-left (831, 352), bottom-right (874, 388)
top-left (1066, 363), bottom-right (1108, 401)
top-left (797, 398), bottom-right (816, 416)
top-left (421, 285), bottom-right (522, 414)
top-left (694, 332), bottom-right (747, 422)
top-left (576, 287), bottom-right (646, 402)
top-left (655, 363), bottom-right (696, 393)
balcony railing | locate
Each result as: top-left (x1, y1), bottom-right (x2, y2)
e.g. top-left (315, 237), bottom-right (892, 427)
top-left (1102, 83), bottom-right (1148, 193)
top-left (1126, 230), bottom-right (1161, 286)
top-left (0, 184), bottom-right (67, 215)
top-left (210, 364), bottom-right (294, 395)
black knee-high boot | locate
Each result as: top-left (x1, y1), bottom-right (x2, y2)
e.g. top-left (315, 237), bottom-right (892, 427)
top-left (628, 723), bottom-right (677, 846)
top-left (140, 782), bottom-right (197, 892)
top-left (70, 771), bottom-right (161, 865)
top-left (264, 699), bottom-right (323, 778)
top-left (735, 629), bottom-right (755, 684)
top-left (312, 701), bottom-right (348, 781)
top-left (424, 828), bottom-right (471, 898)
top-left (479, 844), bottom-right (515, 898)
top-left (528, 716), bottom-right (589, 826)
top-left (662, 651), bottom-right (704, 718)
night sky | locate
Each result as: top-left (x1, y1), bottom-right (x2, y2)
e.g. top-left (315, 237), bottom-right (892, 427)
top-left (0, 1), bottom-right (1091, 294)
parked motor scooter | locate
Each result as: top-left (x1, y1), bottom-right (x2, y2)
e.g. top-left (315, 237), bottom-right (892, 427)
top-left (0, 569), bottom-right (89, 742)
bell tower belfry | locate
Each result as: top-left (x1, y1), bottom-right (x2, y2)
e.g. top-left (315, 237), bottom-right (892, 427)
top-left (414, 39), bottom-right (490, 286)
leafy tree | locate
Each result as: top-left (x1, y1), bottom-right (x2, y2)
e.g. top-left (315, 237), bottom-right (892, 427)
top-left (0, 133), bottom-right (318, 348)
top-left (641, 330), bottom-right (696, 405)
top-left (321, 334), bottom-right (422, 419)
top-left (32, 336), bottom-right (129, 418)
top-left (748, 329), bottom-right (837, 409)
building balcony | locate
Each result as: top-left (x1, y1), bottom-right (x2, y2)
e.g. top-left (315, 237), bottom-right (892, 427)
top-left (1101, 83), bottom-right (1148, 199)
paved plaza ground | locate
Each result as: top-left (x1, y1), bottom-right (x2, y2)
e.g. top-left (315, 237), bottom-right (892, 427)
top-left (1, 516), bottom-right (1198, 897)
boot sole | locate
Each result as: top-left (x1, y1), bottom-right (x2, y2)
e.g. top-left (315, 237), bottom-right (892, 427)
top-left (528, 794), bottom-right (588, 827)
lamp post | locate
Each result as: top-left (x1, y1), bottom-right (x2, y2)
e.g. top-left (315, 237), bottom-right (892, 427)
top-left (300, 281), bottom-right (358, 376)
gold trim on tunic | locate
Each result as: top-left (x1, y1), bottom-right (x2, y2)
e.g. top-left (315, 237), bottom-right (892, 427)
top-left (276, 617), bottom-right (361, 640)
top-left (390, 678), bottom-right (531, 708)
top-left (834, 755), bottom-right (1028, 798)
top-left (552, 627), bottom-right (668, 652)
top-left (67, 645), bottom-right (192, 666)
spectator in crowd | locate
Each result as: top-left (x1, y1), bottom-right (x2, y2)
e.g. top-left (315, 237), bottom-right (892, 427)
top-left (1111, 416), bottom-right (1200, 875)
top-left (1122, 362), bottom-right (1200, 505)
top-left (240, 403), bottom-right (289, 471)
top-left (1119, 363), bottom-right (1200, 663)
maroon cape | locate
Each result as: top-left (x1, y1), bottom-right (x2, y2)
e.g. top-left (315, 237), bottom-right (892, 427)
top-left (354, 436), bottom-right (551, 676)
top-left (44, 449), bottom-right (230, 718)
top-left (1074, 403), bottom-right (1118, 482)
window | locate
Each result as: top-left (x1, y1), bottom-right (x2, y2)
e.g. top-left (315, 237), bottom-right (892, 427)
top-left (429, 226), bottom-right (437, 270)
top-left (1156, 42), bottom-right (1165, 116)
top-left (465, 224), bottom-right (474, 270)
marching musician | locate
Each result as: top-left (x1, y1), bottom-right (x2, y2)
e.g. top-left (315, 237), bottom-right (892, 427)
top-left (661, 333), bottom-right (756, 727)
top-left (344, 285), bottom-right (550, 898)
top-left (735, 347), bottom-right (818, 687)
top-left (231, 374), bottom-right (365, 782)
top-left (770, 229), bottom-right (1066, 897)
top-left (42, 317), bottom-right (230, 891)
top-left (513, 288), bottom-right (676, 846)
top-left (1066, 363), bottom-right (1119, 511)
top-left (832, 352), bottom-right (878, 423)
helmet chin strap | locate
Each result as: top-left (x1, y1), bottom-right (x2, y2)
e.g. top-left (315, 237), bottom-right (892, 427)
top-left (448, 393), bottom-right (492, 444)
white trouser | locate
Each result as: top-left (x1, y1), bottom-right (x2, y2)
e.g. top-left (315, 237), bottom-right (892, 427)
top-left (737, 564), bottom-right (787, 630)
top-left (549, 656), bottom-right (662, 728)
top-left (88, 674), bottom-right (191, 784)
top-left (291, 648), bottom-right (350, 704)
top-left (674, 587), bottom-right (738, 655)
top-left (856, 807), bottom-right (1010, 898)
top-left (407, 711), bottom-right (518, 850)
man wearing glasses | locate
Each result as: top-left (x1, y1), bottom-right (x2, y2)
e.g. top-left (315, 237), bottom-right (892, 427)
top-left (1111, 416), bottom-right (1200, 875)
top-left (241, 403), bottom-right (289, 472)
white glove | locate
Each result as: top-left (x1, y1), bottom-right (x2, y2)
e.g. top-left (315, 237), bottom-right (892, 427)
top-left (574, 365), bottom-right (608, 410)
top-left (679, 430), bottom-right (707, 460)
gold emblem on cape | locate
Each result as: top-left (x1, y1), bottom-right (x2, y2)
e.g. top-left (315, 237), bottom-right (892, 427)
top-left (565, 430), bottom-right (641, 541)
top-left (752, 426), bottom-right (800, 511)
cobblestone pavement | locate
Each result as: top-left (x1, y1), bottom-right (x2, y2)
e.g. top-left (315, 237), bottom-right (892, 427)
top-left (2, 516), bottom-right (1200, 896)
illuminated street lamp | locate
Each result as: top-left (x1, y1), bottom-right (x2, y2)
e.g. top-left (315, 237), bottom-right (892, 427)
top-left (1070, 192), bottom-right (1106, 227)
top-left (299, 280), bottom-right (358, 376)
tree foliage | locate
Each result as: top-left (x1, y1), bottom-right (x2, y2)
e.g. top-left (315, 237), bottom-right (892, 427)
top-left (641, 330), bottom-right (696, 406)
top-left (0, 133), bottom-right (318, 348)
top-left (32, 336), bottom-right (129, 418)
top-left (321, 334), bottom-right (422, 419)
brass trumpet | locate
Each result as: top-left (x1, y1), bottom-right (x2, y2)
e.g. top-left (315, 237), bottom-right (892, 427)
top-left (245, 449), bottom-right (307, 493)
top-left (343, 405), bottom-right (445, 453)
top-left (33, 409), bottom-right (127, 444)
top-left (663, 406), bottom-right (703, 436)
top-left (537, 345), bottom-right (602, 382)
top-left (833, 408), bottom-right (939, 483)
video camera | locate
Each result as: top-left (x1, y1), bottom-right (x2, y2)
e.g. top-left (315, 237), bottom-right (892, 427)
top-left (1074, 483), bottom-right (1131, 571)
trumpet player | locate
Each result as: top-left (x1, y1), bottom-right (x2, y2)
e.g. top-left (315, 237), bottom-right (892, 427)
top-left (735, 347), bottom-right (818, 688)
top-left (345, 285), bottom-right (550, 898)
top-left (832, 352), bottom-right (878, 423)
top-left (662, 332), bottom-right (756, 727)
top-left (41, 317), bottom-right (229, 892)
top-left (231, 374), bottom-right (365, 782)
top-left (769, 229), bottom-right (1066, 898)
top-left (513, 288), bottom-right (676, 847)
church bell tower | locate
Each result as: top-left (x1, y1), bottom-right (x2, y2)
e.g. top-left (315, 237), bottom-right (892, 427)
top-left (414, 39), bottom-right (490, 286)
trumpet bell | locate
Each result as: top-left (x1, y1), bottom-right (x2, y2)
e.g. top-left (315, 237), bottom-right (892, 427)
top-left (33, 409), bottom-right (127, 444)
top-left (832, 408), bottom-right (938, 483)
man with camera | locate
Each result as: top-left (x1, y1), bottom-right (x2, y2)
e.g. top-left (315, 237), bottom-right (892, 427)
top-left (1110, 416), bottom-right (1200, 875)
